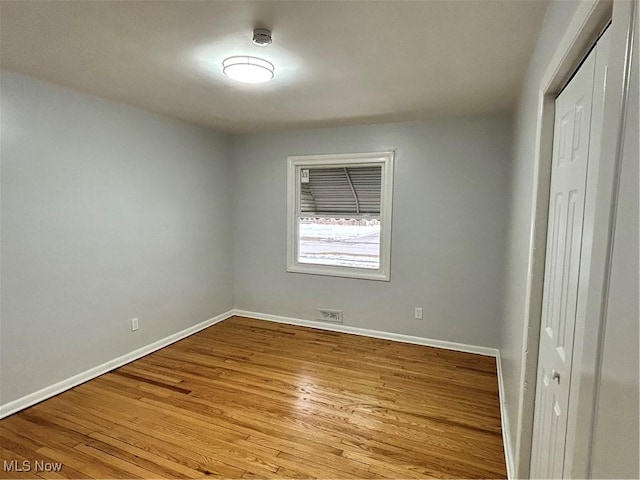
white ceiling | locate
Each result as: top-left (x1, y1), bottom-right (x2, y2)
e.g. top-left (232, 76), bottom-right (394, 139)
top-left (0, 0), bottom-right (548, 134)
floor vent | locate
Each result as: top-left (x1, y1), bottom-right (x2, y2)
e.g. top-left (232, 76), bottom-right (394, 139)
top-left (317, 309), bottom-right (343, 323)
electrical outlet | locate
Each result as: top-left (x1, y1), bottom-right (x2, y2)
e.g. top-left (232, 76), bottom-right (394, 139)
top-left (414, 307), bottom-right (423, 320)
top-left (131, 318), bottom-right (139, 331)
top-left (317, 308), bottom-right (343, 323)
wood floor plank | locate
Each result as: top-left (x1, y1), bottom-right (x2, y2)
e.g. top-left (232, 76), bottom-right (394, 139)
top-left (83, 432), bottom-right (202, 479)
top-left (0, 316), bottom-right (507, 478)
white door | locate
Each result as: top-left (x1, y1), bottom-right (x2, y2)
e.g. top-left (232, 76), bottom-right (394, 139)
top-left (530, 31), bottom-right (608, 479)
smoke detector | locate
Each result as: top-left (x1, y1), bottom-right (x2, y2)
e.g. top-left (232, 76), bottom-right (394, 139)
top-left (252, 28), bottom-right (272, 46)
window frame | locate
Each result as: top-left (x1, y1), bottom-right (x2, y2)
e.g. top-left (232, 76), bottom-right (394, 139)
top-left (286, 151), bottom-right (394, 281)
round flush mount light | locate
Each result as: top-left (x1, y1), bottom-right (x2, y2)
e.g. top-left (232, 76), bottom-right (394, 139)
top-left (222, 56), bottom-right (275, 83)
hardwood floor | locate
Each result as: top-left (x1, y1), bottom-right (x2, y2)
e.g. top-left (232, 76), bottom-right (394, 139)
top-left (0, 316), bottom-right (507, 479)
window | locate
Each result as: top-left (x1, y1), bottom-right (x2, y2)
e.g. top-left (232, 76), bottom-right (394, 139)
top-left (287, 152), bottom-right (394, 281)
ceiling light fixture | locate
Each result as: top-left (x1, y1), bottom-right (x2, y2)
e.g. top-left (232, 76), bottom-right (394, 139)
top-left (222, 56), bottom-right (275, 83)
top-left (223, 28), bottom-right (275, 84)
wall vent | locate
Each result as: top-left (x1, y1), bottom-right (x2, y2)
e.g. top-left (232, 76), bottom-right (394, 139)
top-left (317, 308), bottom-right (343, 323)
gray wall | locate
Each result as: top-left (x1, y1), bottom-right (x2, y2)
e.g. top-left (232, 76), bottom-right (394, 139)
top-left (0, 72), bottom-right (233, 404)
top-left (0, 73), bottom-right (512, 409)
top-left (499, 0), bottom-right (581, 471)
top-left (231, 116), bottom-right (512, 348)
top-left (591, 13), bottom-right (639, 476)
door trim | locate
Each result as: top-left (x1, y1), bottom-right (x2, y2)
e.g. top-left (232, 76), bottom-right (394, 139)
top-left (514, 0), bottom-right (636, 477)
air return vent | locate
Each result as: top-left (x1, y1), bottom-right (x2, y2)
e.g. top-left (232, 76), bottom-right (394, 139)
top-left (317, 309), bottom-right (343, 323)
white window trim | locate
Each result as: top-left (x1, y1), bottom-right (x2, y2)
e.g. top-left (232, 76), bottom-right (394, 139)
top-left (287, 151), bottom-right (394, 281)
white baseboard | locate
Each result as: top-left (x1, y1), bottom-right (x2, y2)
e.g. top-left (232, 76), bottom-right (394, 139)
top-left (232, 309), bottom-right (499, 357)
top-left (497, 352), bottom-right (515, 479)
top-left (0, 310), bottom-right (234, 419)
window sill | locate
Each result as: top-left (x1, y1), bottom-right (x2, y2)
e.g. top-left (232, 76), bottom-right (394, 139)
top-left (286, 263), bottom-right (390, 281)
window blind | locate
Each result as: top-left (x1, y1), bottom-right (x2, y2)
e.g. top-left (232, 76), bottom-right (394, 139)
top-left (301, 166), bottom-right (382, 215)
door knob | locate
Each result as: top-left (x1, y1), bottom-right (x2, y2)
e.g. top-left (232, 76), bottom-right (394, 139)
top-left (551, 369), bottom-right (561, 384)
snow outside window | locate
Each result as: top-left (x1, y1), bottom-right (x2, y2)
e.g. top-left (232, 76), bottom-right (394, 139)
top-left (287, 152), bottom-right (394, 281)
